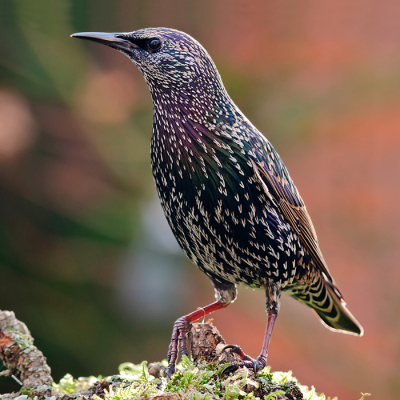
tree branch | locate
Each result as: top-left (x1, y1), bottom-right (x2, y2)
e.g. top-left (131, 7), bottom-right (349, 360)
top-left (0, 310), bottom-right (52, 398)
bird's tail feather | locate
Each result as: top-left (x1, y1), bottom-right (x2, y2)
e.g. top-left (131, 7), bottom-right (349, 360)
top-left (315, 281), bottom-right (363, 336)
top-left (290, 275), bottom-right (364, 336)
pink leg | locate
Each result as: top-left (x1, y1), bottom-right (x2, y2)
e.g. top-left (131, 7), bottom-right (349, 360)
top-left (257, 312), bottom-right (277, 366)
top-left (167, 300), bottom-right (228, 377)
top-left (222, 312), bottom-right (277, 375)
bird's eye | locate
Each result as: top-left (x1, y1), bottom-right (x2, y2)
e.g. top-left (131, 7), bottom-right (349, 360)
top-left (148, 38), bottom-right (161, 52)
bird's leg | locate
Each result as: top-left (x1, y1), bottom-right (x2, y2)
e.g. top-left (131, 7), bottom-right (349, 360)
top-left (222, 280), bottom-right (281, 375)
top-left (167, 278), bottom-right (237, 378)
top-left (167, 299), bottom-right (227, 376)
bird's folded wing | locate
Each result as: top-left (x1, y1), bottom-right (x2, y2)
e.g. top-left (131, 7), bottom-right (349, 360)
top-left (251, 158), bottom-right (334, 284)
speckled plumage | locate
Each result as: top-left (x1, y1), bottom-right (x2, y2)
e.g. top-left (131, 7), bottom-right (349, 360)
top-left (72, 28), bottom-right (363, 377)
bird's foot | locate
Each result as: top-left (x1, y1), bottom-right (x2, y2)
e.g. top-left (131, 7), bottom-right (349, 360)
top-left (221, 344), bottom-right (267, 376)
top-left (167, 316), bottom-right (192, 378)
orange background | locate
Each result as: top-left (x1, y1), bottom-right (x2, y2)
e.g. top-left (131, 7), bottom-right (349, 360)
top-left (0, 1), bottom-right (399, 399)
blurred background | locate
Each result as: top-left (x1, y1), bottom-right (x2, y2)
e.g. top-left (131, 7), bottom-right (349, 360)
top-left (0, 0), bottom-right (399, 398)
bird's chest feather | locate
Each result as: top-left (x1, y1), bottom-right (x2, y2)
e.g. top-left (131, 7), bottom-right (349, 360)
top-left (150, 117), bottom-right (303, 288)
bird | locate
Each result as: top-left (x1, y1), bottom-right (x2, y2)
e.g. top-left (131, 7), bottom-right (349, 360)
top-left (71, 28), bottom-right (364, 378)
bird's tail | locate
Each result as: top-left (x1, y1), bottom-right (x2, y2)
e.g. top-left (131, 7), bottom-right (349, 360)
top-left (315, 281), bottom-right (363, 336)
top-left (290, 274), bottom-right (364, 336)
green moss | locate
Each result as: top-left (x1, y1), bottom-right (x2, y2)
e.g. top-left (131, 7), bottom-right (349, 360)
top-left (52, 357), bottom-right (369, 400)
top-left (52, 373), bottom-right (100, 394)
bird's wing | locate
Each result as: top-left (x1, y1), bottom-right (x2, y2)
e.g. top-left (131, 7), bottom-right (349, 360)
top-left (190, 116), bottom-right (335, 288)
top-left (250, 151), bottom-right (335, 285)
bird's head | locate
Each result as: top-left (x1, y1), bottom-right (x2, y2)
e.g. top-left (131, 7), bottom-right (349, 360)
top-left (71, 28), bottom-right (225, 103)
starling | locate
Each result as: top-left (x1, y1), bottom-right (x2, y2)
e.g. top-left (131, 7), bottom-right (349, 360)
top-left (71, 28), bottom-right (364, 377)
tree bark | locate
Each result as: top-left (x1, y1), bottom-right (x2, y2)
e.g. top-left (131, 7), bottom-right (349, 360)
top-left (0, 310), bottom-right (52, 398)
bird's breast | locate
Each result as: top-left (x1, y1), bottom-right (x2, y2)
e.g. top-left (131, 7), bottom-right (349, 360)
top-left (150, 118), bottom-right (306, 288)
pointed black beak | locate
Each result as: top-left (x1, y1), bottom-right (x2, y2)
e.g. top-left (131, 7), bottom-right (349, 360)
top-left (70, 32), bottom-right (136, 52)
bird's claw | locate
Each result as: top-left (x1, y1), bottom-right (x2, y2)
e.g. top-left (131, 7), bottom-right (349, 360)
top-left (222, 344), bottom-right (252, 361)
top-left (167, 317), bottom-right (192, 379)
top-left (221, 362), bottom-right (240, 376)
top-left (220, 359), bottom-right (265, 377)
top-left (166, 364), bottom-right (176, 379)
top-left (220, 345), bottom-right (265, 376)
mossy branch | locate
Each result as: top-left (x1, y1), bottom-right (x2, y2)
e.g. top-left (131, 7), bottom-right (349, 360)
top-left (0, 310), bottom-right (369, 400)
top-left (0, 310), bottom-right (52, 399)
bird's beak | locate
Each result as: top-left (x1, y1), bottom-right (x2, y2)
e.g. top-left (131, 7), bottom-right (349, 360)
top-left (70, 32), bottom-right (136, 52)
